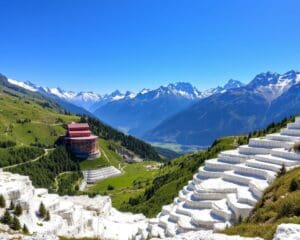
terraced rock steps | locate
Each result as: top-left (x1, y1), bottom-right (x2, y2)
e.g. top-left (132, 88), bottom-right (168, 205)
top-left (83, 166), bottom-right (122, 184)
top-left (0, 171), bottom-right (146, 239)
top-left (137, 117), bottom-right (300, 239)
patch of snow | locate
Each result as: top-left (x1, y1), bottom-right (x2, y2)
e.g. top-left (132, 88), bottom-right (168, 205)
top-left (7, 79), bottom-right (38, 92)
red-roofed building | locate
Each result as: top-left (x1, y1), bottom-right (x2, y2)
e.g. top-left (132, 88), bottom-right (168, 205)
top-left (64, 122), bottom-right (100, 159)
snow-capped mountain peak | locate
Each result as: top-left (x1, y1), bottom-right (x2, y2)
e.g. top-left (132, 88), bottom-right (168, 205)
top-left (7, 79), bottom-right (38, 92)
top-left (223, 79), bottom-right (244, 90)
top-left (74, 91), bottom-right (101, 101)
top-left (247, 70), bottom-right (300, 101)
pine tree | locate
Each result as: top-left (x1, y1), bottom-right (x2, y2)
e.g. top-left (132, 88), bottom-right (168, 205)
top-left (289, 178), bottom-right (299, 192)
top-left (9, 201), bottom-right (15, 210)
top-left (237, 215), bottom-right (243, 224)
top-left (10, 216), bottom-right (21, 230)
top-left (14, 204), bottom-right (23, 216)
top-left (22, 224), bottom-right (29, 234)
top-left (0, 195), bottom-right (5, 208)
top-left (1, 209), bottom-right (12, 225)
top-left (45, 210), bottom-right (50, 221)
top-left (38, 202), bottom-right (46, 218)
top-left (277, 164), bottom-right (287, 177)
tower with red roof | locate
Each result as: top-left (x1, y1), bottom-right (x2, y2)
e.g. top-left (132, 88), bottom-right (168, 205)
top-left (64, 122), bottom-right (100, 159)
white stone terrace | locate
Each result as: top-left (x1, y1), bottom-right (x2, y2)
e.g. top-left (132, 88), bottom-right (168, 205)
top-left (83, 166), bottom-right (121, 184)
top-left (137, 117), bottom-right (300, 239)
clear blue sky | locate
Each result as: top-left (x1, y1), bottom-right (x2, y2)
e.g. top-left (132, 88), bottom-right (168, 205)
top-left (0, 0), bottom-right (300, 94)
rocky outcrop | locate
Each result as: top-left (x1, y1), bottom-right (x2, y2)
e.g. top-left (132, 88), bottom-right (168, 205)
top-left (273, 224), bottom-right (300, 240)
top-left (0, 171), bottom-right (147, 240)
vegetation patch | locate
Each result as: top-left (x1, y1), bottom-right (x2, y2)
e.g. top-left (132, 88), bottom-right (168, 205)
top-left (6, 146), bottom-right (79, 189)
top-left (222, 166), bottom-right (300, 240)
top-left (293, 142), bottom-right (300, 152)
top-left (0, 146), bottom-right (44, 168)
top-left (56, 171), bottom-right (83, 196)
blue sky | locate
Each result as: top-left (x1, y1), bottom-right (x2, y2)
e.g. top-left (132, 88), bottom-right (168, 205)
top-left (0, 0), bottom-right (300, 94)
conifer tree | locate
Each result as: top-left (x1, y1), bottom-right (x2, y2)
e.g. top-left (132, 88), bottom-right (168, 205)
top-left (10, 216), bottom-right (21, 230)
top-left (289, 178), bottom-right (299, 192)
top-left (45, 210), bottom-right (50, 221)
top-left (277, 164), bottom-right (287, 177)
top-left (22, 224), bottom-right (29, 234)
top-left (14, 204), bottom-right (23, 216)
top-left (1, 209), bottom-right (12, 225)
top-left (38, 202), bottom-right (46, 218)
top-left (0, 195), bottom-right (5, 208)
top-left (9, 201), bottom-right (15, 210)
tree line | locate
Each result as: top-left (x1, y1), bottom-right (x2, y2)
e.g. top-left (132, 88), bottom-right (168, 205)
top-left (79, 116), bottom-right (161, 161)
top-left (7, 146), bottom-right (79, 189)
top-left (0, 146), bottom-right (44, 168)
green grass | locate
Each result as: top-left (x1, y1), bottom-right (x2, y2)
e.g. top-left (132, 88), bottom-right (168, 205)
top-left (79, 139), bottom-right (123, 170)
top-left (56, 171), bottom-right (83, 195)
top-left (0, 89), bottom-right (78, 147)
top-left (87, 161), bottom-right (161, 208)
top-left (222, 166), bottom-right (300, 240)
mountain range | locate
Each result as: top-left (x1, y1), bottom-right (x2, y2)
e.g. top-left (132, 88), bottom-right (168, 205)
top-left (7, 70), bottom-right (300, 149)
top-left (7, 78), bottom-right (244, 136)
top-left (145, 70), bottom-right (300, 146)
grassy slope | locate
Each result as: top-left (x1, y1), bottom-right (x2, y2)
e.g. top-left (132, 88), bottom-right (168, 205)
top-left (80, 138), bottom-right (161, 207)
top-left (80, 139), bottom-right (122, 170)
top-left (222, 167), bottom-right (300, 240)
top-left (120, 136), bottom-right (241, 216)
top-left (88, 161), bottom-right (161, 207)
top-left (0, 86), bottom-right (78, 146)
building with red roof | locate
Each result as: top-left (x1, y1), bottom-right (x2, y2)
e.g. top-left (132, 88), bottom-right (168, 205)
top-left (64, 122), bottom-right (100, 159)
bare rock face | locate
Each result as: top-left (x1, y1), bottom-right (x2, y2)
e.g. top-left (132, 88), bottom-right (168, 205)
top-left (0, 171), bottom-right (147, 240)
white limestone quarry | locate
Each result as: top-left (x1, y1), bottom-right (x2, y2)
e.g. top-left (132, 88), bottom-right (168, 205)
top-left (164, 230), bottom-right (263, 240)
top-left (0, 171), bottom-right (147, 240)
top-left (273, 223), bottom-right (300, 240)
top-left (162, 223), bottom-right (300, 240)
top-left (83, 166), bottom-right (122, 184)
top-left (135, 117), bottom-right (300, 239)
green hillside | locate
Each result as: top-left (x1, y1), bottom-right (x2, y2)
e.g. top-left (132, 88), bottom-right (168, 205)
top-left (0, 74), bottom-right (161, 199)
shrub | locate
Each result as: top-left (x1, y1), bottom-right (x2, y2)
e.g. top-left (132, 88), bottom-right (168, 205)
top-left (14, 204), bottom-right (23, 216)
top-left (293, 143), bottom-right (300, 152)
top-left (0, 140), bottom-right (16, 148)
top-left (0, 195), bottom-right (6, 208)
top-left (1, 209), bottom-right (12, 225)
top-left (22, 224), bottom-right (29, 234)
top-left (9, 201), bottom-right (15, 210)
top-left (10, 216), bottom-right (21, 230)
top-left (38, 202), bottom-right (46, 218)
top-left (107, 184), bottom-right (114, 191)
top-left (277, 164), bottom-right (286, 177)
top-left (277, 195), bottom-right (300, 218)
top-left (289, 178), bottom-right (300, 192)
top-left (45, 211), bottom-right (50, 221)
